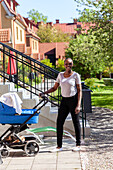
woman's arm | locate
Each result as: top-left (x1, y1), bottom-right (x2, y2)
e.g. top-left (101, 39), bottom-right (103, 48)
top-left (75, 84), bottom-right (82, 114)
top-left (39, 82), bottom-right (59, 97)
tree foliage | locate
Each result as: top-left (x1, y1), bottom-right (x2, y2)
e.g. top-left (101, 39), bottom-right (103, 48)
top-left (65, 34), bottom-right (105, 78)
top-left (37, 24), bottom-right (71, 43)
top-left (56, 59), bottom-right (65, 72)
top-left (75, 0), bottom-right (113, 68)
top-left (40, 58), bottom-right (54, 68)
top-left (27, 9), bottom-right (48, 23)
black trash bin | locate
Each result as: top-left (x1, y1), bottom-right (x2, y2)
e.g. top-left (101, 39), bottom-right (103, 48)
top-left (82, 82), bottom-right (92, 114)
top-left (81, 82), bottom-right (93, 138)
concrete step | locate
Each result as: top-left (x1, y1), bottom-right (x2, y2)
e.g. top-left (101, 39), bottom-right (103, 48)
top-left (37, 106), bottom-right (91, 137)
top-left (0, 83), bottom-right (39, 110)
top-left (0, 84), bottom-right (9, 96)
top-left (22, 97), bottom-right (39, 109)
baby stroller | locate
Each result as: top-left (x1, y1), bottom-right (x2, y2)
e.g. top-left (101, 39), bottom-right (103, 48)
top-left (0, 95), bottom-right (48, 157)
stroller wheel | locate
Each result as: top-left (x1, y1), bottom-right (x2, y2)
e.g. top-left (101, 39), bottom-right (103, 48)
top-left (1, 148), bottom-right (10, 158)
top-left (24, 140), bottom-right (39, 156)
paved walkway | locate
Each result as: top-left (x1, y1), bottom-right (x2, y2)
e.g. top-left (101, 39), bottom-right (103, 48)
top-left (0, 126), bottom-right (82, 170)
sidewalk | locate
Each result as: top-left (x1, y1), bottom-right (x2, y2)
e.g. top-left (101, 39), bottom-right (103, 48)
top-left (0, 136), bottom-right (82, 170)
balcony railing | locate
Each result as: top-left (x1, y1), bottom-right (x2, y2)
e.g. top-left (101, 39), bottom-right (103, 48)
top-left (0, 28), bottom-right (11, 42)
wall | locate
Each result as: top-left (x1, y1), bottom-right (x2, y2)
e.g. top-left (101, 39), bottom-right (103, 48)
top-left (1, 5), bottom-right (11, 29)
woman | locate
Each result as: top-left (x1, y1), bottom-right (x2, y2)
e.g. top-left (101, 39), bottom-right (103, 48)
top-left (39, 58), bottom-right (82, 152)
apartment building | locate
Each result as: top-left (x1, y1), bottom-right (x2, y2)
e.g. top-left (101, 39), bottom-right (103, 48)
top-left (0, 0), bottom-right (40, 59)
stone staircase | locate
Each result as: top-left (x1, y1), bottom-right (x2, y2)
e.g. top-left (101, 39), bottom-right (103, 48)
top-left (0, 82), bottom-right (91, 137)
top-left (0, 82), bottom-right (39, 109)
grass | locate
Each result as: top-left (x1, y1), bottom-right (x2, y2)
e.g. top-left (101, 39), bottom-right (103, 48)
top-left (91, 79), bottom-right (113, 110)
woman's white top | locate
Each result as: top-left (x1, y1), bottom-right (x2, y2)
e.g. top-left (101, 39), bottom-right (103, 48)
top-left (56, 71), bottom-right (81, 97)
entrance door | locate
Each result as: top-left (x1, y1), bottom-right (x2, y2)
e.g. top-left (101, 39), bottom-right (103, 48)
top-left (45, 48), bottom-right (56, 66)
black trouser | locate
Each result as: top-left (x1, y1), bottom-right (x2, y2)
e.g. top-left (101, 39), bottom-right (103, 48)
top-left (57, 94), bottom-right (81, 147)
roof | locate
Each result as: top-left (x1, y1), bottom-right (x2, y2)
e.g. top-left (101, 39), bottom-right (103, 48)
top-left (54, 20), bottom-right (95, 34)
top-left (2, 0), bottom-right (16, 15)
top-left (54, 23), bottom-right (77, 34)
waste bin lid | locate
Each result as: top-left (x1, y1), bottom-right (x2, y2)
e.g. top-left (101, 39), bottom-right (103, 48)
top-left (82, 89), bottom-right (93, 92)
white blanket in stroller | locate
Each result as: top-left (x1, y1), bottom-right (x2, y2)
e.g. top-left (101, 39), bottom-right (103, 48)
top-left (0, 92), bottom-right (22, 115)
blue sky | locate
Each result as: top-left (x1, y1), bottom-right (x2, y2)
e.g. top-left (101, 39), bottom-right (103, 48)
top-left (17, 0), bottom-right (82, 23)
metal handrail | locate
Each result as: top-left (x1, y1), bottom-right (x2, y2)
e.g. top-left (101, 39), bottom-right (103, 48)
top-left (0, 42), bottom-right (59, 76)
top-left (0, 42), bottom-right (61, 106)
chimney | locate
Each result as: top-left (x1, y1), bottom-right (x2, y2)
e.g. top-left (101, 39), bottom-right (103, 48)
top-left (73, 19), bottom-right (77, 24)
top-left (56, 19), bottom-right (59, 24)
top-left (36, 21), bottom-right (44, 28)
top-left (47, 22), bottom-right (53, 26)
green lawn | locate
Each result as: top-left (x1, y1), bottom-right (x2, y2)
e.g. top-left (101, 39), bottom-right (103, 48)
top-left (91, 80), bottom-right (113, 110)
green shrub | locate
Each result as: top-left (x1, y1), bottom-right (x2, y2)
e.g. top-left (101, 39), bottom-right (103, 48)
top-left (102, 67), bottom-right (110, 77)
top-left (84, 78), bottom-right (96, 88)
top-left (56, 59), bottom-right (65, 72)
top-left (103, 78), bottom-right (113, 86)
top-left (41, 59), bottom-right (54, 68)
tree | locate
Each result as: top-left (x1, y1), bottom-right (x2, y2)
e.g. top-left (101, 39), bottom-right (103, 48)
top-left (27, 9), bottom-right (48, 23)
top-left (65, 34), bottom-right (105, 78)
top-left (75, 0), bottom-right (113, 70)
top-left (37, 24), bottom-right (71, 43)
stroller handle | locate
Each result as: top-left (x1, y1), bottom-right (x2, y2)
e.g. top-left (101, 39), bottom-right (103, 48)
top-left (39, 94), bottom-right (59, 107)
top-left (40, 94), bottom-right (48, 100)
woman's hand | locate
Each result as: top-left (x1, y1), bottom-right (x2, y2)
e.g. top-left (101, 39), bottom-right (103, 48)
top-left (75, 106), bottom-right (81, 114)
top-left (39, 93), bottom-right (44, 98)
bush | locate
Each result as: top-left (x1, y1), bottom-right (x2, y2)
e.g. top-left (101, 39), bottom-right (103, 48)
top-left (102, 67), bottom-right (110, 77)
top-left (84, 78), bottom-right (96, 88)
top-left (103, 78), bottom-right (113, 86)
top-left (40, 59), bottom-right (54, 68)
top-left (56, 59), bottom-right (65, 72)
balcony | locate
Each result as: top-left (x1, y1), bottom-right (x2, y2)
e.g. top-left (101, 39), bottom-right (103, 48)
top-left (0, 28), bottom-right (11, 42)
top-left (15, 44), bottom-right (25, 53)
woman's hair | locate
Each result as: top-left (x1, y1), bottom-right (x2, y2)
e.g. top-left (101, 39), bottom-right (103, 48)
top-left (64, 58), bottom-right (73, 63)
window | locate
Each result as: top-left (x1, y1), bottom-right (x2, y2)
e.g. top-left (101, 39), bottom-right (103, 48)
top-left (33, 41), bottom-right (34, 50)
top-left (20, 30), bottom-right (22, 41)
top-left (26, 37), bottom-right (30, 47)
top-left (16, 26), bottom-right (18, 40)
top-left (35, 42), bottom-right (37, 50)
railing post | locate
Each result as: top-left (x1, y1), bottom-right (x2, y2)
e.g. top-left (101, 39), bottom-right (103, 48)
top-left (30, 60), bottom-right (32, 99)
top-left (3, 46), bottom-right (5, 84)
top-left (9, 49), bottom-right (12, 82)
top-left (15, 53), bottom-right (18, 91)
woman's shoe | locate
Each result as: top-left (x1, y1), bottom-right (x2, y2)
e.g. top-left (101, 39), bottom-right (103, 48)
top-left (72, 146), bottom-right (81, 152)
top-left (50, 147), bottom-right (63, 152)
